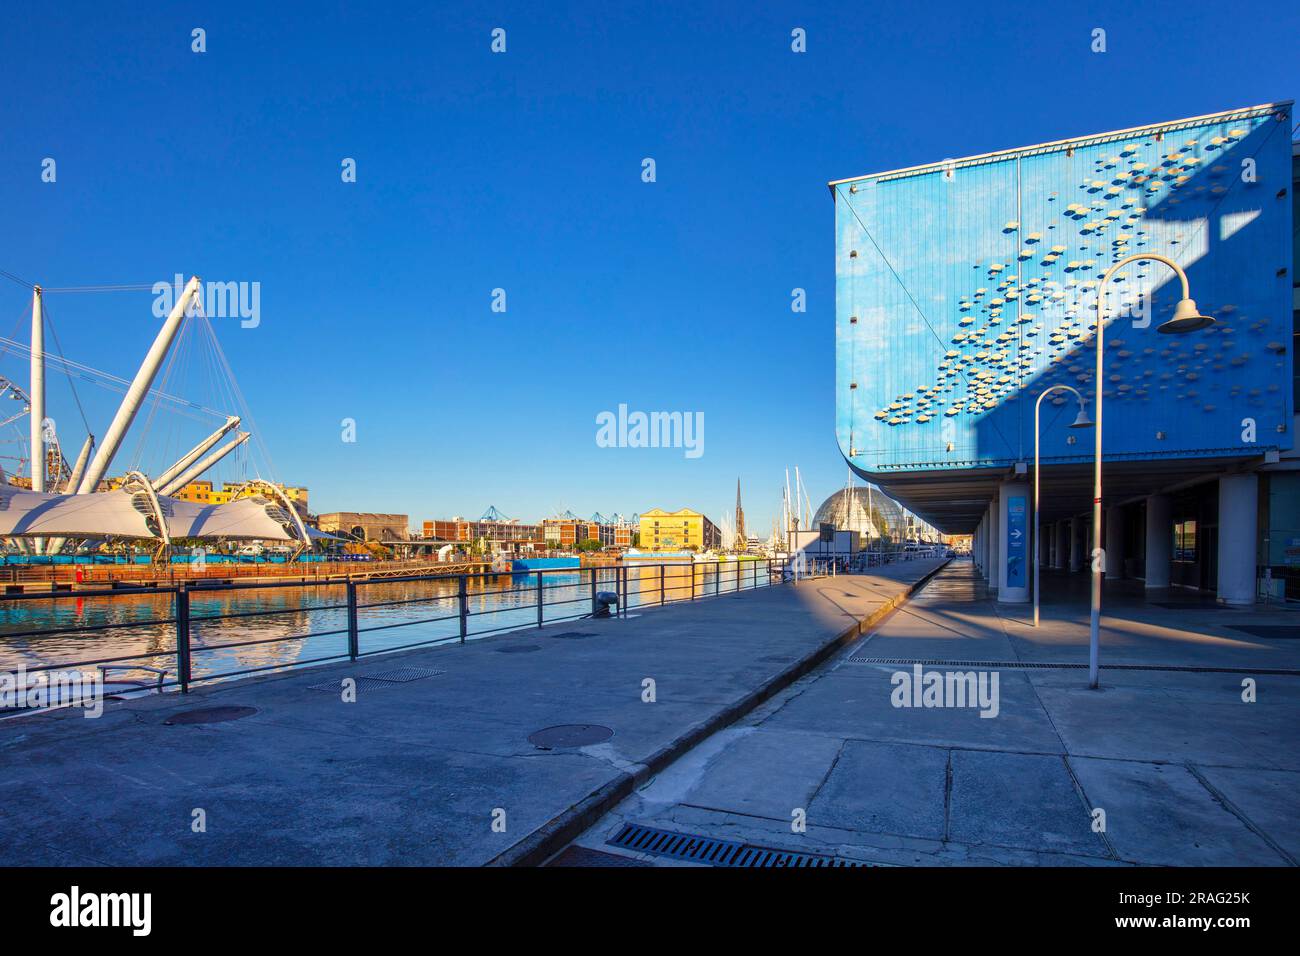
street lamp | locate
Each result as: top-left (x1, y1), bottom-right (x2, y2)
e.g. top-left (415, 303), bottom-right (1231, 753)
top-left (1033, 385), bottom-right (1092, 627)
top-left (1086, 253), bottom-right (1214, 688)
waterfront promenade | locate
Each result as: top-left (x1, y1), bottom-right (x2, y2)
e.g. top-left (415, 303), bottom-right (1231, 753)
top-left (0, 559), bottom-right (945, 866)
top-left (571, 561), bottom-right (1300, 867)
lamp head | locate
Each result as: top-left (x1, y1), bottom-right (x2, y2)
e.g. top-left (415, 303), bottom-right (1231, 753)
top-left (1158, 298), bottom-right (1215, 334)
top-left (1069, 406), bottom-right (1094, 429)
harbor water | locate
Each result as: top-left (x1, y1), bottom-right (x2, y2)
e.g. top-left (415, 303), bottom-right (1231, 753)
top-left (0, 561), bottom-right (773, 685)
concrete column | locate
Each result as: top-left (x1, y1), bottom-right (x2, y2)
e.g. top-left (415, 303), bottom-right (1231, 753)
top-left (980, 508), bottom-right (991, 581)
top-left (988, 496), bottom-right (1001, 599)
top-left (1069, 518), bottom-right (1084, 572)
top-left (1144, 494), bottom-right (1172, 589)
top-left (977, 515), bottom-right (987, 574)
top-left (1217, 474), bottom-right (1258, 606)
top-left (997, 480), bottom-right (1030, 603)
top-left (1104, 506), bottom-right (1125, 580)
top-left (1056, 521), bottom-right (1069, 569)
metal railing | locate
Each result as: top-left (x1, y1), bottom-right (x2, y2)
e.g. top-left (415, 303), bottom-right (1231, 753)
top-left (0, 556), bottom-right (490, 586)
top-left (793, 547), bottom-right (947, 575)
top-left (0, 559), bottom-right (789, 695)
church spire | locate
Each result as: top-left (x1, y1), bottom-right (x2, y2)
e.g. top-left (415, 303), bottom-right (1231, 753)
top-left (734, 478), bottom-right (746, 552)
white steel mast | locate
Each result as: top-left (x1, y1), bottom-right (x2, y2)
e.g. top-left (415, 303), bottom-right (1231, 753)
top-left (62, 434), bottom-right (94, 493)
top-left (29, 286), bottom-right (45, 554)
top-left (157, 431), bottom-right (249, 497)
top-left (75, 275), bottom-right (201, 495)
top-left (154, 415), bottom-right (241, 490)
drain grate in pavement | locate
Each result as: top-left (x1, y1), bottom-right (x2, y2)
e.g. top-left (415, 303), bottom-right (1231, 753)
top-left (547, 631), bottom-right (598, 640)
top-left (608, 823), bottom-right (868, 868)
top-left (845, 657), bottom-right (1300, 675)
top-left (1226, 625), bottom-right (1300, 640)
top-left (363, 666), bottom-right (445, 683)
top-left (309, 676), bottom-right (399, 692)
top-left (164, 705), bottom-right (258, 725)
top-left (496, 644), bottom-right (543, 653)
top-left (308, 666), bottom-right (444, 692)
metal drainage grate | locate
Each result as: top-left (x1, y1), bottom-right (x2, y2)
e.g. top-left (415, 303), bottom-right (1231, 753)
top-left (608, 823), bottom-right (868, 868)
top-left (308, 676), bottom-right (394, 692)
top-left (547, 631), bottom-right (598, 640)
top-left (496, 644), bottom-right (543, 654)
top-left (164, 705), bottom-right (258, 725)
top-left (363, 666), bottom-right (445, 683)
top-left (308, 667), bottom-right (444, 692)
top-left (845, 657), bottom-right (1300, 676)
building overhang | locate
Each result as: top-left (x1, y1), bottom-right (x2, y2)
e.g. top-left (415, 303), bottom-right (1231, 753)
top-left (858, 454), bottom-right (1265, 535)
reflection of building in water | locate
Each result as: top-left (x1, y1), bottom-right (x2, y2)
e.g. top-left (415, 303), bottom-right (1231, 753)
top-left (812, 485), bottom-right (908, 545)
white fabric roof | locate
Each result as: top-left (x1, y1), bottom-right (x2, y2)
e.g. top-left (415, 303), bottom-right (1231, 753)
top-left (0, 486), bottom-right (302, 542)
top-left (167, 496), bottom-right (301, 541)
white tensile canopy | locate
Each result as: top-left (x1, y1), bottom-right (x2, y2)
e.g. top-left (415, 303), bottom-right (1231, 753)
top-left (0, 486), bottom-right (305, 542)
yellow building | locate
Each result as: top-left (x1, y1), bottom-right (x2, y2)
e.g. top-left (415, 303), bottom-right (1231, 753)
top-left (174, 480), bottom-right (232, 504)
top-left (108, 477), bottom-right (309, 516)
top-left (638, 508), bottom-right (721, 552)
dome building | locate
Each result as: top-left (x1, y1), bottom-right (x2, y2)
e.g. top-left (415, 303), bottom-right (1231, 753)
top-left (812, 485), bottom-right (908, 546)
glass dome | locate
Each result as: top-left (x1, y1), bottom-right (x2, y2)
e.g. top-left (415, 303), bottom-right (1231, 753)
top-left (812, 485), bottom-right (907, 544)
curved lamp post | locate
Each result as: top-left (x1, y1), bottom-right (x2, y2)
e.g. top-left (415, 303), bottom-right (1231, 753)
top-left (1033, 385), bottom-right (1092, 627)
top-left (1087, 253), bottom-right (1214, 688)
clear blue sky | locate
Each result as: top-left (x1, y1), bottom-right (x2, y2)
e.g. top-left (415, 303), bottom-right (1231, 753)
top-left (0, 0), bottom-right (1295, 534)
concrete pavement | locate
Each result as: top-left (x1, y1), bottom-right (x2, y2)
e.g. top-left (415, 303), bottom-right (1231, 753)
top-left (567, 559), bottom-right (1299, 866)
top-left (0, 558), bottom-right (946, 866)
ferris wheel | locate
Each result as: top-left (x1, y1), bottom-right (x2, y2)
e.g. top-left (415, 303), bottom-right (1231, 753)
top-left (0, 375), bottom-right (33, 484)
top-left (0, 374), bottom-right (71, 489)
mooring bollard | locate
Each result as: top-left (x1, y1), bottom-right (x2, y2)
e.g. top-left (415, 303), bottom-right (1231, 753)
top-left (175, 585), bottom-right (192, 694)
top-left (346, 580), bottom-right (359, 660)
top-left (458, 574), bottom-right (468, 643)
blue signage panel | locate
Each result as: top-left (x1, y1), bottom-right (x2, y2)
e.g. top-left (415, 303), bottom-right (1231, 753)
top-left (1006, 495), bottom-right (1026, 589)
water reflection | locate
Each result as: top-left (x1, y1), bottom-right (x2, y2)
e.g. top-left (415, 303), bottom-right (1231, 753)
top-left (0, 562), bottom-right (771, 683)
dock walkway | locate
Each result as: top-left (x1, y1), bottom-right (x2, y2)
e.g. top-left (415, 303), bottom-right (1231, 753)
top-left (0, 559), bottom-right (945, 865)
top-left (569, 559), bottom-right (1300, 867)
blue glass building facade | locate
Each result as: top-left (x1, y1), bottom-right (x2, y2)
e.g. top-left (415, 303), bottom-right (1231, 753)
top-left (832, 103), bottom-right (1297, 602)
